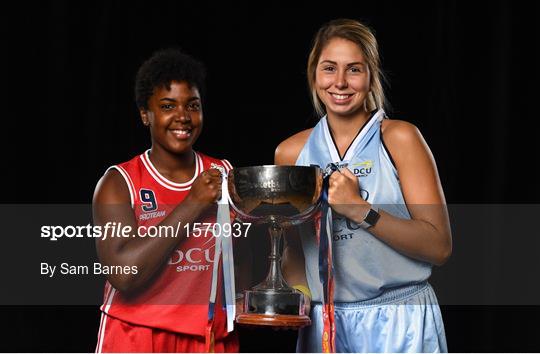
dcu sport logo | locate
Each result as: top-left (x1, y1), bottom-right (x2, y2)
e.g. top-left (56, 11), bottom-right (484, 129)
top-left (168, 242), bottom-right (214, 272)
top-left (351, 160), bottom-right (373, 177)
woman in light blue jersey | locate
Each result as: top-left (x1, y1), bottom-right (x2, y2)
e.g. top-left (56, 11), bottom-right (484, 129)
top-left (275, 19), bottom-right (452, 353)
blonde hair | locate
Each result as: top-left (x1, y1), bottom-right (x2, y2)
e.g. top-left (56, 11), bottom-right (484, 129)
top-left (307, 19), bottom-right (387, 117)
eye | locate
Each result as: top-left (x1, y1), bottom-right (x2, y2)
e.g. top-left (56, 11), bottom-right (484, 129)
top-left (322, 65), bottom-right (336, 72)
top-left (187, 102), bottom-right (201, 111)
top-left (160, 103), bottom-right (175, 111)
top-left (348, 66), bottom-right (365, 73)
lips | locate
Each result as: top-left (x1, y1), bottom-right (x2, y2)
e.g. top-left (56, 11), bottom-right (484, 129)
top-left (329, 92), bottom-right (354, 104)
top-left (169, 127), bottom-right (192, 140)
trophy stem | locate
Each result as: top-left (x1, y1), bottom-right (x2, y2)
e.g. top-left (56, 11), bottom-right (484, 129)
top-left (253, 222), bottom-right (291, 291)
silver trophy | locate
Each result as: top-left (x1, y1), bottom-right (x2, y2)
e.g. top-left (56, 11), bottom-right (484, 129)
top-left (228, 165), bottom-right (322, 327)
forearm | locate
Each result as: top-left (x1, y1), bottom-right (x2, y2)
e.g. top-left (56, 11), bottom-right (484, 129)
top-left (97, 199), bottom-right (209, 293)
top-left (347, 204), bottom-right (452, 266)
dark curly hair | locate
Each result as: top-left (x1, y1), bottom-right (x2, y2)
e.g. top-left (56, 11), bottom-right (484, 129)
top-left (135, 48), bottom-right (206, 110)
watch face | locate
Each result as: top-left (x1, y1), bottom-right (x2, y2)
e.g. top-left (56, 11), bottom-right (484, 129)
top-left (365, 208), bottom-right (381, 226)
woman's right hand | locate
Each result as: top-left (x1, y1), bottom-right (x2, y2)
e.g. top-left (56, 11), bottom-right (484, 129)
top-left (185, 168), bottom-right (223, 208)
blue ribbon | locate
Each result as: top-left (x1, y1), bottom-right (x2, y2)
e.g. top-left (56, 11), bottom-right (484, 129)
top-left (318, 163), bottom-right (340, 304)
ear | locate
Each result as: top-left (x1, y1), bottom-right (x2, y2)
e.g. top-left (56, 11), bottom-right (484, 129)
top-left (140, 109), bottom-right (150, 126)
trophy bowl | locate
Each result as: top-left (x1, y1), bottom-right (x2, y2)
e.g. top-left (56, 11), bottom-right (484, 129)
top-left (228, 165), bottom-right (322, 327)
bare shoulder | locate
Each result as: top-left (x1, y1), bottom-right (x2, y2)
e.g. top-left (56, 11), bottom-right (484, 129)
top-left (93, 168), bottom-right (131, 205)
top-left (274, 128), bottom-right (313, 165)
top-left (381, 119), bottom-right (424, 146)
top-left (381, 118), bottom-right (436, 171)
top-left (381, 118), bottom-right (446, 206)
top-left (382, 118), bottom-right (432, 156)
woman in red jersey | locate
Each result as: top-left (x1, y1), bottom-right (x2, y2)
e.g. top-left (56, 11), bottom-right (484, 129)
top-left (93, 48), bottom-right (239, 353)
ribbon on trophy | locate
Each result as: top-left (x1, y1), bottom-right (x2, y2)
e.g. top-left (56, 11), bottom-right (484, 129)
top-left (206, 166), bottom-right (235, 353)
top-left (316, 162), bottom-right (347, 353)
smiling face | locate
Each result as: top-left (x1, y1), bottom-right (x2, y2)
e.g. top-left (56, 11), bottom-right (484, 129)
top-left (141, 80), bottom-right (203, 156)
top-left (315, 37), bottom-right (371, 118)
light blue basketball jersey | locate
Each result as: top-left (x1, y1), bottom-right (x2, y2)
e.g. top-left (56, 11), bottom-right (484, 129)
top-left (296, 109), bottom-right (432, 302)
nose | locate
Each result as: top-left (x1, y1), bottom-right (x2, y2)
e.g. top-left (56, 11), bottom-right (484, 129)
top-left (174, 107), bottom-right (191, 122)
top-left (179, 114), bottom-right (191, 122)
top-left (334, 69), bottom-right (348, 90)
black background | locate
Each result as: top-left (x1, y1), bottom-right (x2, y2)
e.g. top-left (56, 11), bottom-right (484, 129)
top-left (4, 0), bottom-right (540, 352)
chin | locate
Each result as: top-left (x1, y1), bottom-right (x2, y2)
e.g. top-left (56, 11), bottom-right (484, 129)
top-left (328, 108), bottom-right (355, 117)
top-left (166, 142), bottom-right (194, 155)
top-left (331, 104), bottom-right (365, 117)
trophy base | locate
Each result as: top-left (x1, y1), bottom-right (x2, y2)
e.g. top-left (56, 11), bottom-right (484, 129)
top-left (237, 289), bottom-right (311, 327)
top-left (236, 313), bottom-right (311, 327)
top-left (244, 289), bottom-right (304, 315)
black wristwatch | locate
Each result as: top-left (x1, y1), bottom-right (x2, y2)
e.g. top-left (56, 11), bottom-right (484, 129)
top-left (359, 206), bottom-right (381, 229)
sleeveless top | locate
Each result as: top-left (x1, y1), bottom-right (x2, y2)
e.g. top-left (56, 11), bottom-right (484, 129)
top-left (99, 149), bottom-right (233, 339)
top-left (296, 110), bottom-right (431, 302)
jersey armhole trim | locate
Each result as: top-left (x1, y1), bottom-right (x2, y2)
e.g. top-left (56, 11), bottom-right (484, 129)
top-left (106, 166), bottom-right (135, 208)
top-left (96, 283), bottom-right (117, 353)
top-left (380, 132), bottom-right (398, 176)
top-left (295, 128), bottom-right (318, 166)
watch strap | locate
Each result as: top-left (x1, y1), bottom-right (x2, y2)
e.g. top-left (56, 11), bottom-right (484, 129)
top-left (359, 206), bottom-right (380, 229)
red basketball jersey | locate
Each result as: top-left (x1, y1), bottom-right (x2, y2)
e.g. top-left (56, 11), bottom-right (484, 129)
top-left (98, 150), bottom-right (234, 339)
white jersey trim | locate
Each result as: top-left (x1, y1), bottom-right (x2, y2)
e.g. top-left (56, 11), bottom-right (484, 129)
top-left (95, 312), bottom-right (106, 353)
top-left (96, 283), bottom-right (116, 353)
top-left (344, 109), bottom-right (385, 161)
top-left (140, 150), bottom-right (203, 191)
top-left (221, 159), bottom-right (233, 172)
top-left (322, 109), bottom-right (385, 162)
top-left (106, 166), bottom-right (135, 208)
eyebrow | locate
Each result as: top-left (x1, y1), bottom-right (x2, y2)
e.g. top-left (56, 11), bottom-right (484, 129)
top-left (159, 98), bottom-right (177, 102)
top-left (159, 97), bottom-right (201, 102)
top-left (319, 60), bottom-right (366, 66)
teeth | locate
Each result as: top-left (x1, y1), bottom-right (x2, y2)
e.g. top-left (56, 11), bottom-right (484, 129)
top-left (171, 130), bottom-right (191, 135)
top-left (332, 94), bottom-right (351, 100)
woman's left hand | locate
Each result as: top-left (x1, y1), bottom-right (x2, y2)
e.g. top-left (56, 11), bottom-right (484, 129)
top-left (328, 167), bottom-right (369, 218)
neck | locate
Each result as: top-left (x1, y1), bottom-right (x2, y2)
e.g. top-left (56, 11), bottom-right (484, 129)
top-left (148, 145), bottom-right (195, 175)
top-left (326, 108), bottom-right (371, 138)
